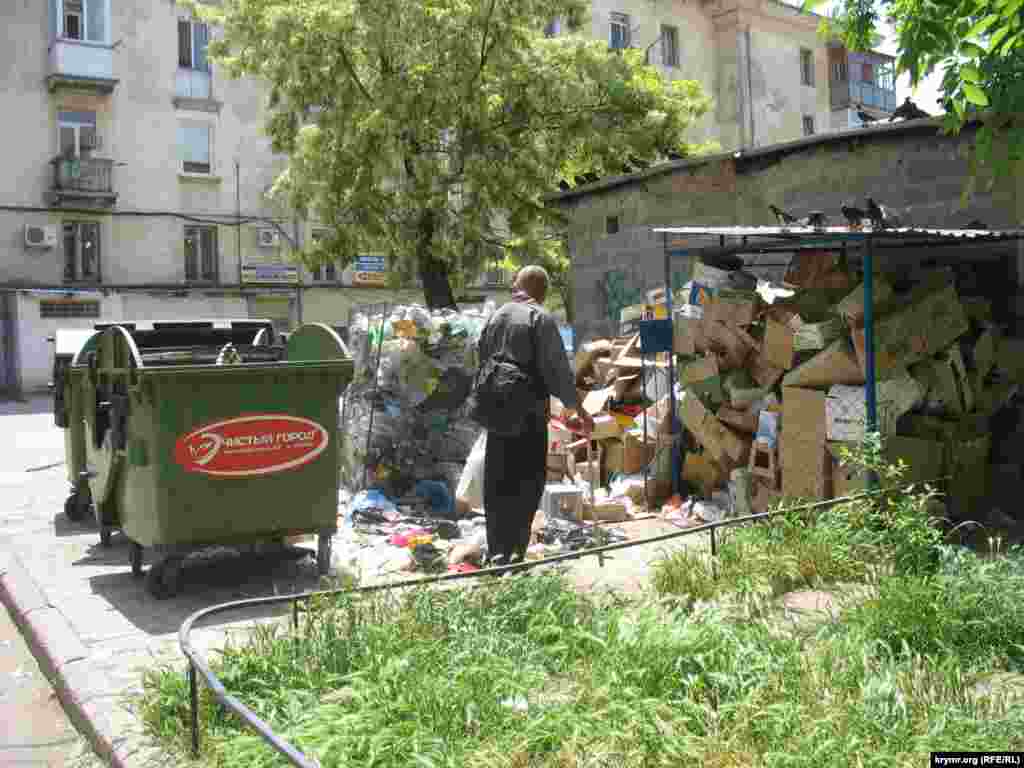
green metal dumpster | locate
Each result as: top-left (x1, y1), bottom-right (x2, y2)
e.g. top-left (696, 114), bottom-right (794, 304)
top-left (55, 320), bottom-right (280, 534)
top-left (77, 321), bottom-right (351, 598)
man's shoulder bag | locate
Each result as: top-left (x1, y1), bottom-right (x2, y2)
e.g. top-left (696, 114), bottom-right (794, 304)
top-left (468, 308), bottom-right (544, 437)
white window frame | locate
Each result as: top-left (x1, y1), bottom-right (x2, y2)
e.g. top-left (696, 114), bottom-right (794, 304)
top-left (53, 0), bottom-right (110, 44)
top-left (62, 221), bottom-right (101, 283)
top-left (178, 18), bottom-right (211, 72)
top-left (57, 111), bottom-right (99, 158)
top-left (178, 120), bottom-right (214, 175)
top-left (800, 48), bottom-right (815, 86)
top-left (661, 24), bottom-right (679, 68)
top-left (610, 12), bottom-right (631, 50)
top-left (184, 225), bottom-right (219, 283)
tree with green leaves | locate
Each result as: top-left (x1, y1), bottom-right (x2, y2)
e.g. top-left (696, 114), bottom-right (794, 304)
top-left (197, 0), bottom-right (710, 309)
top-left (813, 0), bottom-right (1024, 183)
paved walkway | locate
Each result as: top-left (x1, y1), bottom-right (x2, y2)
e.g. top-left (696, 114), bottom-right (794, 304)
top-left (0, 397), bottom-right (707, 767)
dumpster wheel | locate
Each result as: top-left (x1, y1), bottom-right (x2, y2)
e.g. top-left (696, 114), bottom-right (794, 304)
top-left (146, 558), bottom-right (183, 600)
top-left (317, 532), bottom-right (332, 576)
top-left (64, 484), bottom-right (91, 523)
top-left (129, 542), bottom-right (144, 579)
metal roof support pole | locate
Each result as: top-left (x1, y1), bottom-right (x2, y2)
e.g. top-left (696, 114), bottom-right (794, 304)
top-left (863, 235), bottom-right (878, 489)
top-left (663, 232), bottom-right (681, 497)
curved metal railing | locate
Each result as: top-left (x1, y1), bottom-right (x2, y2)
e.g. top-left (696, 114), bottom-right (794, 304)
top-left (178, 484), bottom-right (938, 767)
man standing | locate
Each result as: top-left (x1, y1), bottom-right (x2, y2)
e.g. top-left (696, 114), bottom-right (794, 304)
top-left (477, 265), bottom-right (593, 566)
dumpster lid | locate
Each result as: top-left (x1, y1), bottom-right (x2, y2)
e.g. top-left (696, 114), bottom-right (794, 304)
top-left (94, 318), bottom-right (273, 333)
top-left (54, 329), bottom-right (98, 358)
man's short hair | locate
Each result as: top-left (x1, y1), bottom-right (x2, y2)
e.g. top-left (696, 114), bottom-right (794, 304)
top-left (514, 265), bottom-right (549, 302)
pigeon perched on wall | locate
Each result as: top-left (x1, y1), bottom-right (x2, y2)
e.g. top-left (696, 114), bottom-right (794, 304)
top-left (866, 197), bottom-right (887, 229)
top-left (856, 105), bottom-right (878, 125)
top-left (769, 204), bottom-right (799, 226)
top-left (841, 204), bottom-right (866, 228)
top-left (804, 211), bottom-right (827, 230)
top-left (890, 97), bottom-right (930, 122)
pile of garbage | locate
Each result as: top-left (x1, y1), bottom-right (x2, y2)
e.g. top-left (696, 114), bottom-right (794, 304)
top-left (564, 251), bottom-right (1024, 521)
top-left (341, 302), bottom-right (496, 503)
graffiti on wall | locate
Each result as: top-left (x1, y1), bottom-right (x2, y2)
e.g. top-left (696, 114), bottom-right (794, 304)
top-left (598, 270), bottom-right (643, 323)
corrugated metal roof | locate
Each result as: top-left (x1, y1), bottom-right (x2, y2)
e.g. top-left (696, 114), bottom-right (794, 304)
top-left (652, 226), bottom-right (1024, 241)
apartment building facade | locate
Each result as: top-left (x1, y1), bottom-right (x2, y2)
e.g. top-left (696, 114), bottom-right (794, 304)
top-left (0, 0), bottom-right (892, 395)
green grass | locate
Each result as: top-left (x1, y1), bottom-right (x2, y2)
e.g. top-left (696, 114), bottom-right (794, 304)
top-left (140, 446), bottom-right (1024, 767)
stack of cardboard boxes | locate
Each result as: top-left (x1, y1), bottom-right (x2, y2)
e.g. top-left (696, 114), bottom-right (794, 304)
top-left (554, 252), bottom-right (1022, 519)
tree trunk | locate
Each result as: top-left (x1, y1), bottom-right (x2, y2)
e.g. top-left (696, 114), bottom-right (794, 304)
top-left (415, 210), bottom-right (458, 311)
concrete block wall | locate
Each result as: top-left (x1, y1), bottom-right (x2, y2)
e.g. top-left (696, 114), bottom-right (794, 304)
top-left (562, 123), bottom-right (1023, 343)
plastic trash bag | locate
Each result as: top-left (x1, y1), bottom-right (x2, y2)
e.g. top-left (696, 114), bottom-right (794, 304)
top-left (456, 432), bottom-right (487, 510)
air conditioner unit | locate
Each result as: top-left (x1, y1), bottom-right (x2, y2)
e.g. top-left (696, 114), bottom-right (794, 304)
top-left (25, 224), bottom-right (57, 249)
top-left (257, 227), bottom-right (280, 248)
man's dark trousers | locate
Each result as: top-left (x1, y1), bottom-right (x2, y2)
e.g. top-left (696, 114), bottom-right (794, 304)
top-left (483, 415), bottom-right (547, 562)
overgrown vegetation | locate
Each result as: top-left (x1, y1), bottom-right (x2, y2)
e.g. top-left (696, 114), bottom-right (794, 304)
top-left (142, 444), bottom-right (1024, 767)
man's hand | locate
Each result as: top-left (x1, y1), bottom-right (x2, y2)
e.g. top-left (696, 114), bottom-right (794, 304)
top-left (566, 409), bottom-right (594, 436)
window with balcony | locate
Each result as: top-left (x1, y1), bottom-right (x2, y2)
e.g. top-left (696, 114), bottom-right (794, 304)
top-left (62, 221), bottom-right (101, 283)
top-left (177, 19), bottom-right (212, 100)
top-left (610, 13), bottom-right (630, 50)
top-left (800, 48), bottom-right (815, 86)
top-left (58, 111), bottom-right (99, 158)
top-left (48, 0), bottom-right (115, 92)
top-left (661, 25), bottom-right (679, 67)
top-left (178, 121), bottom-right (213, 175)
top-left (184, 226), bottom-right (218, 282)
top-left (59, 0), bottom-right (106, 43)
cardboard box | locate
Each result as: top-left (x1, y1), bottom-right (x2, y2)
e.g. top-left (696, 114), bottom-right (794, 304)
top-left (850, 280), bottom-right (970, 378)
top-left (724, 369), bottom-right (771, 410)
top-left (751, 481), bottom-right (783, 514)
top-left (785, 250), bottom-right (852, 291)
top-left (592, 358), bottom-right (616, 386)
top-left (704, 319), bottom-right (755, 369)
top-left (679, 392), bottom-right (750, 469)
top-left (673, 312), bottom-right (706, 356)
top-left (683, 453), bottom-right (729, 497)
top-left (913, 347), bottom-right (974, 416)
top-left (824, 376), bottom-right (925, 442)
top-left (793, 318), bottom-right (844, 352)
top-left (782, 337), bottom-right (865, 389)
top-left (688, 376), bottom-right (725, 409)
top-left (581, 500), bottom-right (630, 523)
top-left (781, 387), bottom-right (829, 500)
top-left (706, 289), bottom-right (760, 327)
top-left (718, 407), bottom-right (759, 434)
top-left (575, 340), bottom-right (612, 383)
top-left (749, 349), bottom-right (785, 389)
top-left (834, 276), bottom-right (895, 322)
top-left (582, 386), bottom-right (615, 415)
top-left (764, 318), bottom-right (797, 370)
top-left (591, 414), bottom-right (623, 440)
top-left (603, 432), bottom-right (655, 475)
top-left (613, 374), bottom-right (642, 400)
top-left (548, 420), bottom-right (573, 454)
top-left (680, 354), bottom-right (719, 386)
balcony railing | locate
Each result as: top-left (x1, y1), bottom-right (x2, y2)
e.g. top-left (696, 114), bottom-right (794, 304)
top-left (51, 156), bottom-right (117, 206)
top-left (833, 79), bottom-right (898, 112)
top-left (48, 39), bottom-right (117, 92)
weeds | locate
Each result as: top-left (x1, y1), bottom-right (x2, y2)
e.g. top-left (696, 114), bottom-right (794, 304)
top-left (141, 441), bottom-right (1024, 766)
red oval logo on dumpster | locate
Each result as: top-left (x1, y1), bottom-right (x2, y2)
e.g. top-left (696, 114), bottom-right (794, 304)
top-left (174, 415), bottom-right (329, 477)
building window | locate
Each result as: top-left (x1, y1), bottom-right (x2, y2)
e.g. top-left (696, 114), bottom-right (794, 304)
top-left (861, 61), bottom-right (874, 83)
top-left (661, 25), bottom-right (679, 67)
top-left (60, 0), bottom-right (105, 43)
top-left (178, 122), bottom-right (212, 174)
top-left (57, 111), bottom-right (98, 158)
top-left (606, 215), bottom-right (620, 235)
top-left (610, 12), bottom-right (630, 50)
top-left (544, 18), bottom-right (561, 38)
top-left (876, 63), bottom-right (895, 91)
top-left (310, 229), bottom-right (338, 282)
top-left (802, 115), bottom-right (815, 136)
top-left (184, 225), bottom-right (218, 282)
top-left (62, 222), bottom-right (101, 283)
top-left (832, 60), bottom-right (848, 82)
top-left (800, 48), bottom-right (815, 86)
top-left (178, 20), bottom-right (210, 72)
top-left (40, 300), bottom-right (100, 319)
